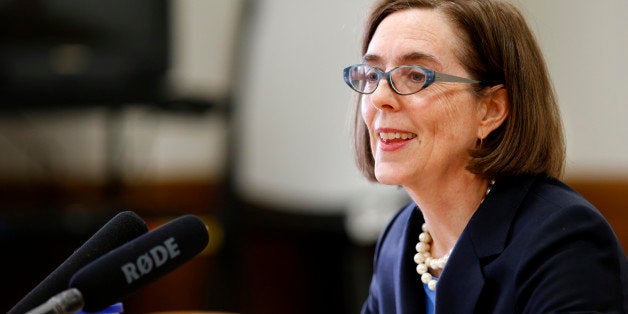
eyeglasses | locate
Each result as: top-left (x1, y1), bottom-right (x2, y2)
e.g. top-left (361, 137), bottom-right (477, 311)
top-left (343, 64), bottom-right (481, 95)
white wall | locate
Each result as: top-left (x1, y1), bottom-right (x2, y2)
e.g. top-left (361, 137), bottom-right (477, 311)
top-left (234, 0), bottom-right (628, 216)
top-left (233, 0), bottom-right (406, 213)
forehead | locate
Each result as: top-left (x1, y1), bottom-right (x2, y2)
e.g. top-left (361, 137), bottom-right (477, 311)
top-left (365, 8), bottom-right (461, 70)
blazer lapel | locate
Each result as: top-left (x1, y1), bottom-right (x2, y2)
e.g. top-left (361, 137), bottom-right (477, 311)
top-left (398, 207), bottom-right (426, 313)
top-left (435, 232), bottom-right (485, 314)
top-left (434, 175), bottom-right (537, 314)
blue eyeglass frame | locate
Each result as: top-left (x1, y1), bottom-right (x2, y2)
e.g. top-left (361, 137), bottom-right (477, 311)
top-left (343, 64), bottom-right (481, 95)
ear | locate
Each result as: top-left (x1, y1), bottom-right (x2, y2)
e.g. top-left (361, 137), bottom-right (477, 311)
top-left (477, 85), bottom-right (509, 140)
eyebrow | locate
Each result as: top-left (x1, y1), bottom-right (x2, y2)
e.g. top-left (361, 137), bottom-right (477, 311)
top-left (362, 51), bottom-right (442, 69)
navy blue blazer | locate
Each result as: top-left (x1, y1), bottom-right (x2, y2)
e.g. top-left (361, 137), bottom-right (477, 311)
top-left (361, 175), bottom-right (628, 314)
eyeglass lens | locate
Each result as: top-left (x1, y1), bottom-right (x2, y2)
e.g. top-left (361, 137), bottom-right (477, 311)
top-left (346, 64), bottom-right (429, 95)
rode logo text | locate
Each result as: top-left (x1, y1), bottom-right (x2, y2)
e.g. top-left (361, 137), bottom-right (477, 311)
top-left (121, 237), bottom-right (181, 284)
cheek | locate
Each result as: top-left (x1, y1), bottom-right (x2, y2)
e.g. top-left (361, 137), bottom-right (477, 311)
top-left (432, 91), bottom-right (481, 142)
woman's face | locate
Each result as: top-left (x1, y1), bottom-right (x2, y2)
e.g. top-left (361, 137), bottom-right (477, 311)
top-left (361, 8), bottom-right (483, 188)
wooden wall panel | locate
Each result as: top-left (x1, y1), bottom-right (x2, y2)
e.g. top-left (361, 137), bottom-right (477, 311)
top-left (1, 178), bottom-right (626, 313)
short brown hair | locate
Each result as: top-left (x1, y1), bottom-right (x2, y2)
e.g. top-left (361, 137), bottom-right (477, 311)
top-left (352, 0), bottom-right (565, 181)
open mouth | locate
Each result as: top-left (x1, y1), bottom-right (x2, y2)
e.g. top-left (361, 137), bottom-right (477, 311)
top-left (378, 131), bottom-right (417, 144)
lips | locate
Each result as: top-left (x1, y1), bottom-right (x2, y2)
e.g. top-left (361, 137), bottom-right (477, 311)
top-left (376, 129), bottom-right (417, 151)
top-left (378, 131), bottom-right (417, 143)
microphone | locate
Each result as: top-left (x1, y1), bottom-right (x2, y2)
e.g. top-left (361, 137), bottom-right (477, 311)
top-left (8, 211), bottom-right (148, 314)
top-left (24, 288), bottom-right (83, 314)
top-left (69, 214), bottom-right (209, 313)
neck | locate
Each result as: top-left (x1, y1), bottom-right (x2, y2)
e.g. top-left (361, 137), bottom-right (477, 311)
top-left (405, 174), bottom-right (490, 258)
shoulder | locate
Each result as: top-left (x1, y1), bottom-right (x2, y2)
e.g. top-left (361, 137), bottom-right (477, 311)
top-left (505, 176), bottom-right (627, 312)
top-left (507, 176), bottom-right (622, 266)
top-left (363, 202), bottom-right (424, 313)
top-left (528, 176), bottom-right (596, 210)
top-left (372, 202), bottom-right (417, 263)
top-left (514, 176), bottom-right (617, 246)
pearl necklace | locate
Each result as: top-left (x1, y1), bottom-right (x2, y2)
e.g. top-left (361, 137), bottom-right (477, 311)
top-left (414, 180), bottom-right (495, 291)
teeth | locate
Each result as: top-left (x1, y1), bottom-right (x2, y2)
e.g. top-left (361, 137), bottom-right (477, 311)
top-left (379, 132), bottom-right (417, 140)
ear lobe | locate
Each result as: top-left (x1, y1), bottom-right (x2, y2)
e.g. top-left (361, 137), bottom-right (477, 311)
top-left (478, 85), bottom-right (509, 139)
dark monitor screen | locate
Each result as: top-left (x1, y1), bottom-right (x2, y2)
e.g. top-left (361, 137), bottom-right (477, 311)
top-left (0, 0), bottom-right (169, 109)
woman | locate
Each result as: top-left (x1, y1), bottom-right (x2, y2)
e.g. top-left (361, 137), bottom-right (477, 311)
top-left (342, 0), bottom-right (628, 313)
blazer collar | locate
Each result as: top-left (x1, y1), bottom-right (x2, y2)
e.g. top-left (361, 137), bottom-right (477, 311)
top-left (467, 175), bottom-right (537, 258)
top-left (435, 233), bottom-right (485, 314)
top-left (435, 175), bottom-right (538, 313)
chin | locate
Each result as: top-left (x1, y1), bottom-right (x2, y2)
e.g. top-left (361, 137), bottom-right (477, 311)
top-left (374, 169), bottom-right (407, 186)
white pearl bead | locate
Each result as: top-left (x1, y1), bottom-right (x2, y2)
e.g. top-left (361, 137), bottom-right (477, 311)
top-left (414, 253), bottom-right (425, 264)
top-left (430, 259), bottom-right (440, 269)
top-left (425, 257), bottom-right (433, 266)
top-left (421, 272), bottom-right (432, 284)
top-left (422, 223), bottom-right (428, 232)
top-left (416, 263), bottom-right (428, 274)
top-left (419, 232), bottom-right (431, 243)
top-left (437, 259), bottom-right (447, 269)
top-left (428, 280), bottom-right (437, 291)
top-left (416, 242), bottom-right (430, 253)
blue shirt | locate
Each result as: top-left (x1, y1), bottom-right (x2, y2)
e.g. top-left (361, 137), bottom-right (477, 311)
top-left (423, 280), bottom-right (437, 314)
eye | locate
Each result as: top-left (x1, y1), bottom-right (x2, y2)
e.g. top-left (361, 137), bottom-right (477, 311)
top-left (365, 70), bottom-right (379, 82)
top-left (408, 70), bottom-right (426, 83)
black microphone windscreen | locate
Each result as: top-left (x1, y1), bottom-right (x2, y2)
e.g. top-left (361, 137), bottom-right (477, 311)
top-left (69, 214), bottom-right (209, 312)
top-left (8, 211), bottom-right (148, 314)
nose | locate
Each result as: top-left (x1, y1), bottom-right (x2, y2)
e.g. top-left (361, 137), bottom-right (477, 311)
top-left (368, 78), bottom-right (401, 111)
